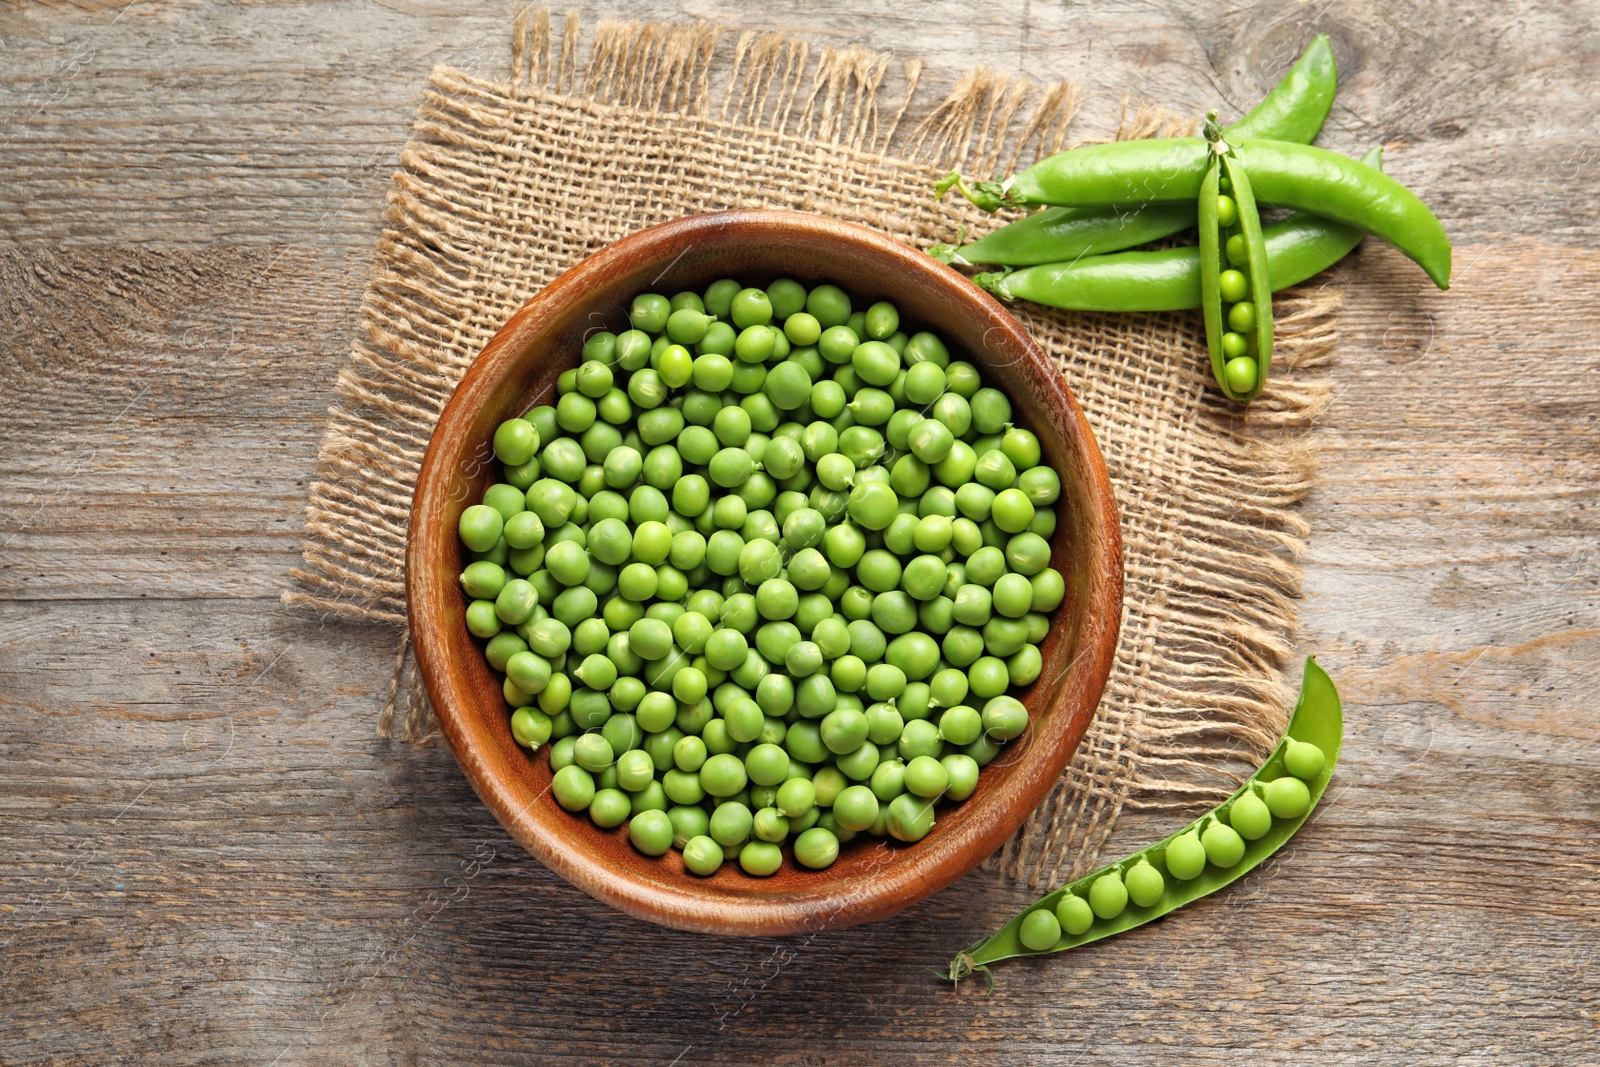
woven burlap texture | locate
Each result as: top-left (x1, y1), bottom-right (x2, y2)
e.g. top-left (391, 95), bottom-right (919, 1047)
top-left (286, 10), bottom-right (1337, 888)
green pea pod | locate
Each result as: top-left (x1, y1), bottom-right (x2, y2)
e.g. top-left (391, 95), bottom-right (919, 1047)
top-left (932, 37), bottom-right (1337, 268)
top-left (941, 657), bottom-right (1343, 989)
top-left (952, 137), bottom-right (1450, 289)
top-left (1226, 34), bottom-right (1337, 143)
top-left (1199, 132), bottom-right (1274, 402)
top-left (976, 147), bottom-right (1384, 311)
top-left (931, 203), bottom-right (1197, 268)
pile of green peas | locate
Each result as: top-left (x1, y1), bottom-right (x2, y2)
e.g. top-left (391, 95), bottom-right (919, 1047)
top-left (1014, 738), bottom-right (1327, 951)
top-left (455, 275), bottom-right (1066, 877)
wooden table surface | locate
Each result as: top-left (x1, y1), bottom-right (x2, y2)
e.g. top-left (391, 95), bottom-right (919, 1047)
top-left (3, 2), bottom-right (1596, 1063)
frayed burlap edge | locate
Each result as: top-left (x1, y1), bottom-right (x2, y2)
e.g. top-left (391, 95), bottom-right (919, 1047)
top-left (285, 9), bottom-right (1337, 888)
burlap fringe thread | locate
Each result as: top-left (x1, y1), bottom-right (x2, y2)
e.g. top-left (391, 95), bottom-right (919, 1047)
top-left (286, 9), bottom-right (1338, 888)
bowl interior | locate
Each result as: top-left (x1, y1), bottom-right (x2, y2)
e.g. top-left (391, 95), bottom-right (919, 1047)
top-left (408, 211), bottom-right (1122, 936)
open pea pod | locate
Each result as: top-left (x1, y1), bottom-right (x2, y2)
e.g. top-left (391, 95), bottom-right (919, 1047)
top-left (1199, 117), bottom-right (1275, 402)
top-left (941, 657), bottom-right (1343, 988)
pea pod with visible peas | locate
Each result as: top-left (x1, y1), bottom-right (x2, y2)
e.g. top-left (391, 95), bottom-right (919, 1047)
top-left (930, 36), bottom-right (1337, 268)
top-left (939, 657), bottom-right (1342, 989)
top-left (1199, 114), bottom-right (1274, 401)
top-left (972, 147), bottom-right (1385, 312)
top-left (944, 137), bottom-right (1451, 290)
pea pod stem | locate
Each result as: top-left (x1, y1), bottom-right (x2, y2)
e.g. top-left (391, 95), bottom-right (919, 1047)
top-left (952, 137), bottom-right (1450, 290)
top-left (941, 657), bottom-right (1343, 986)
top-left (933, 38), bottom-right (1338, 269)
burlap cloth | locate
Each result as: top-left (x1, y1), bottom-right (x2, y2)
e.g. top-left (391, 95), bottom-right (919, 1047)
top-left (287, 10), bottom-right (1337, 888)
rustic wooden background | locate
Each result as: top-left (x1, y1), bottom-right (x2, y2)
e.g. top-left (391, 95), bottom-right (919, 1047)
top-left (2, 1), bottom-right (1596, 1063)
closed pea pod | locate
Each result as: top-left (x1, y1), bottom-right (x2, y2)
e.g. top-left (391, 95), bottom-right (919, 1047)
top-left (932, 37), bottom-right (1338, 268)
top-left (976, 147), bottom-right (1389, 314)
top-left (942, 659), bottom-right (1342, 988)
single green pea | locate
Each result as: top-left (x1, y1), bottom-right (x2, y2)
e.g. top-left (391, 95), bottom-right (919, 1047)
top-left (493, 418), bottom-right (541, 467)
top-left (1019, 908), bottom-right (1062, 952)
top-left (1265, 775), bottom-right (1312, 819)
top-left (509, 707), bottom-right (552, 750)
top-left (851, 341), bottom-right (901, 387)
top-left (1284, 740), bottom-right (1327, 780)
top-left (1124, 861), bottom-right (1165, 907)
top-left (1055, 893), bottom-right (1095, 936)
top-left (752, 806), bottom-right (790, 844)
top-left (629, 293), bottom-right (671, 332)
top-left (1216, 194), bottom-right (1239, 227)
top-left (458, 504), bottom-right (505, 553)
top-left (1218, 269), bottom-right (1250, 303)
top-left (738, 840), bottom-right (783, 876)
top-left (903, 754), bottom-right (948, 798)
top-left (1227, 300), bottom-right (1257, 332)
top-left (990, 488), bottom-right (1036, 534)
top-left (886, 793), bottom-right (936, 842)
top-left (940, 753), bottom-right (980, 801)
top-left (615, 748), bottom-right (655, 792)
top-left (552, 765), bottom-right (596, 812)
top-left (1230, 791), bottom-right (1273, 840)
top-left (981, 695), bottom-right (1029, 741)
top-left (587, 788), bottom-right (630, 829)
top-left (847, 481), bottom-right (899, 531)
top-left (710, 801), bottom-right (754, 848)
top-left (681, 835), bottom-right (724, 876)
top-left (1201, 822), bottom-right (1247, 868)
top-left (776, 777), bottom-right (816, 819)
top-left (898, 330), bottom-right (945, 368)
top-left (1224, 356), bottom-right (1258, 396)
top-left (628, 808), bottom-right (674, 856)
top-left (1088, 872), bottom-right (1129, 919)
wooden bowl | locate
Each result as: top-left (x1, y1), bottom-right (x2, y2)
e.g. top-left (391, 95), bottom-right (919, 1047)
top-left (407, 211), bottom-right (1123, 936)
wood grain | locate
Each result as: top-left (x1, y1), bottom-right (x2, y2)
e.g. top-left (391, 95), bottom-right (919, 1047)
top-left (1, 0), bottom-right (1596, 1063)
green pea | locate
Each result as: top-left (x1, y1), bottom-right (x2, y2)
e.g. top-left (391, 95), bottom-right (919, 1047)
top-left (509, 707), bottom-right (552, 750)
top-left (903, 755), bottom-right (948, 798)
top-left (1201, 822), bottom-right (1246, 868)
top-left (1218, 269), bottom-right (1250, 303)
top-left (1227, 300), bottom-right (1257, 332)
top-left (851, 341), bottom-right (901, 387)
top-left (710, 801), bottom-right (754, 848)
top-left (730, 288), bottom-right (774, 329)
top-left (1215, 194), bottom-right (1239, 227)
top-left (1088, 872), bottom-right (1128, 919)
top-left (1284, 740), bottom-right (1327, 780)
top-left (738, 840), bottom-right (783, 876)
top-left (1019, 908), bottom-right (1062, 952)
top-left (628, 809), bottom-right (674, 855)
top-left (846, 481), bottom-right (899, 531)
top-left (1230, 791), bottom-right (1273, 840)
top-left (1049, 893), bottom-right (1092, 936)
top-left (458, 504), bottom-right (504, 553)
top-left (981, 694), bottom-right (1028, 741)
top-left (1224, 356), bottom-right (1258, 395)
top-left (1123, 861), bottom-right (1165, 907)
top-left (886, 793), bottom-right (936, 842)
top-left (940, 753), bottom-right (980, 801)
top-left (1265, 775), bottom-right (1311, 819)
top-left (551, 765), bottom-right (596, 812)
top-left (682, 835), bottom-right (724, 876)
